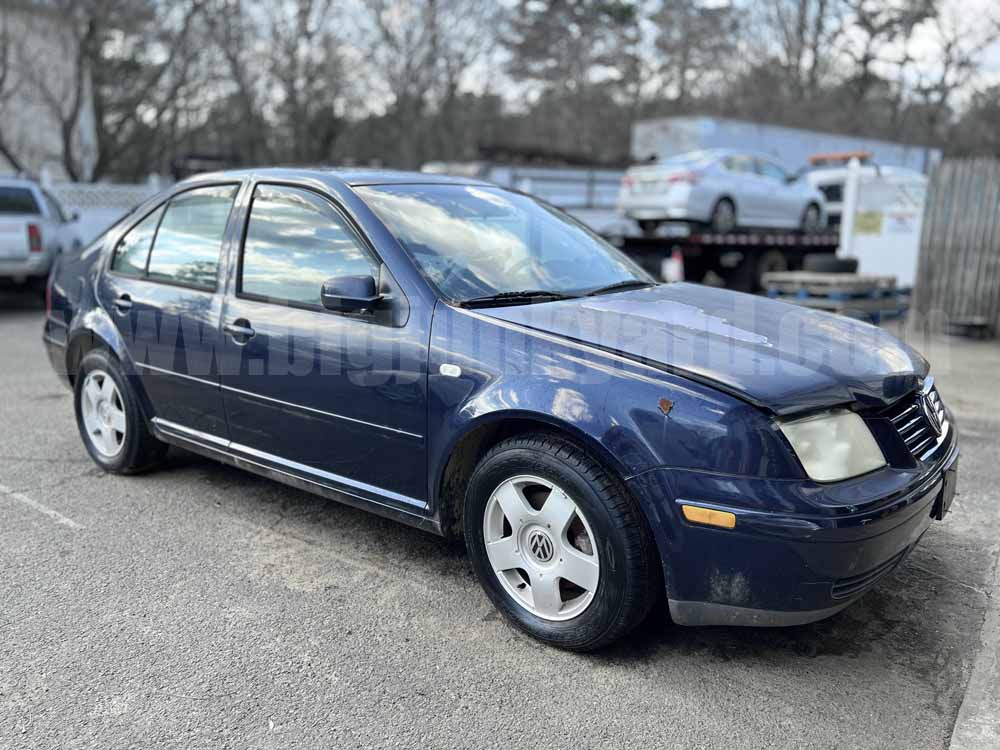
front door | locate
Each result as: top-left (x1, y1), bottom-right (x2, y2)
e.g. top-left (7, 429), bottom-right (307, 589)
top-left (100, 184), bottom-right (240, 439)
top-left (218, 183), bottom-right (428, 510)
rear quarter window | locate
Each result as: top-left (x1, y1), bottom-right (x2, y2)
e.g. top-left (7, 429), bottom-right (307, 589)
top-left (0, 187), bottom-right (41, 215)
top-left (146, 185), bottom-right (238, 290)
top-left (110, 206), bottom-right (164, 277)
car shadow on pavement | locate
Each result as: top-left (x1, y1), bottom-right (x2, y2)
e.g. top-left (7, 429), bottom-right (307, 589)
top-left (0, 288), bottom-right (45, 311)
top-left (152, 447), bottom-right (979, 677)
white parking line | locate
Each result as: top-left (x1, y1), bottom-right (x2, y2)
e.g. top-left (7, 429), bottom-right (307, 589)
top-left (0, 483), bottom-right (84, 530)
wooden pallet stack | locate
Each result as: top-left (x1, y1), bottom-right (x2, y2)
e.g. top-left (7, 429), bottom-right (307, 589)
top-left (762, 271), bottom-right (909, 323)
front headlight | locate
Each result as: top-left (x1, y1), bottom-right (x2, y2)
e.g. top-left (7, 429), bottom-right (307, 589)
top-left (778, 409), bottom-right (886, 482)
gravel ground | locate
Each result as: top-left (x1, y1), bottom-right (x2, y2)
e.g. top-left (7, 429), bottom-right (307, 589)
top-left (1, 290), bottom-right (998, 750)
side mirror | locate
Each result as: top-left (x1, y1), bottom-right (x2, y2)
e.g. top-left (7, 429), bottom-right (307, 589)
top-left (321, 274), bottom-right (382, 313)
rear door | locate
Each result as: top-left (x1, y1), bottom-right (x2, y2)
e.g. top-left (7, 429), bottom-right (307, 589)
top-left (755, 158), bottom-right (798, 226)
top-left (218, 182), bottom-right (428, 509)
top-left (721, 154), bottom-right (764, 224)
top-left (100, 183), bottom-right (241, 440)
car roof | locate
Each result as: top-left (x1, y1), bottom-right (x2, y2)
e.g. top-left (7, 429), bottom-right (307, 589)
top-left (180, 166), bottom-right (493, 190)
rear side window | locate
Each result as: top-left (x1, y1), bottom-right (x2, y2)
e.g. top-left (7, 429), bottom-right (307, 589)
top-left (147, 185), bottom-right (238, 290)
top-left (0, 187), bottom-right (40, 215)
top-left (111, 206), bottom-right (164, 277)
top-left (239, 184), bottom-right (378, 307)
top-left (723, 155), bottom-right (755, 174)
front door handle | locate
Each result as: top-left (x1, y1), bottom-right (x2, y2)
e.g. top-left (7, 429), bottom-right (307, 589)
top-left (224, 319), bottom-right (256, 343)
top-left (113, 294), bottom-right (132, 313)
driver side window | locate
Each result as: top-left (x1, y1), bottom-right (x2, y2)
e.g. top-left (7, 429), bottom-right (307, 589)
top-left (239, 184), bottom-right (379, 308)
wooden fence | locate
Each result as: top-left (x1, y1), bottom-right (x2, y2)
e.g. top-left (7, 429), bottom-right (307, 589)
top-left (912, 158), bottom-right (1000, 337)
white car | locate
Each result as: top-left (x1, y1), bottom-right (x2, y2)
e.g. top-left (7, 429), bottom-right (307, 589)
top-left (0, 178), bottom-right (81, 288)
top-left (617, 149), bottom-right (826, 235)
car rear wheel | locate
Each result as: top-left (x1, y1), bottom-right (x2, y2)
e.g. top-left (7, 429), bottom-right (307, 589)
top-left (464, 433), bottom-right (660, 651)
top-left (638, 219), bottom-right (661, 237)
top-left (75, 349), bottom-right (167, 474)
top-left (709, 199), bottom-right (737, 233)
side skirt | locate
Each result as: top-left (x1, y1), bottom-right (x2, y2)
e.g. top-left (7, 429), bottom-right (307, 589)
top-left (150, 418), bottom-right (443, 536)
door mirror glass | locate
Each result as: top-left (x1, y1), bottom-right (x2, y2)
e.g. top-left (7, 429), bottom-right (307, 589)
top-left (321, 275), bottom-right (381, 313)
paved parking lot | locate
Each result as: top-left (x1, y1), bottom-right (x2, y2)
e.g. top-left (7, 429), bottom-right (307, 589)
top-left (2, 290), bottom-right (999, 749)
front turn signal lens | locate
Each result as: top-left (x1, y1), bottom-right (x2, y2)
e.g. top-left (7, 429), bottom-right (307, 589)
top-left (681, 505), bottom-right (736, 529)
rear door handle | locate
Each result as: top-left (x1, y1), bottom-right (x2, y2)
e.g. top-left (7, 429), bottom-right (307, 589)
top-left (113, 294), bottom-right (132, 313)
top-left (224, 319), bottom-right (255, 343)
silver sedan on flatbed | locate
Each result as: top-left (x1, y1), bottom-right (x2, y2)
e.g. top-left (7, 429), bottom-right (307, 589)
top-left (618, 149), bottom-right (826, 235)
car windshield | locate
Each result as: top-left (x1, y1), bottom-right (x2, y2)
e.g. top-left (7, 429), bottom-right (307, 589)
top-left (356, 184), bottom-right (652, 302)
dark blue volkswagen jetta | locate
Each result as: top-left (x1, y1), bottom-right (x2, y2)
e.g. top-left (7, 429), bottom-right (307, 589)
top-left (42, 169), bottom-right (958, 650)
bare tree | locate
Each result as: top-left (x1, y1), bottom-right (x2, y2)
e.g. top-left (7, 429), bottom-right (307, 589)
top-left (89, 0), bottom-right (207, 179)
top-left (907, 8), bottom-right (1000, 139)
top-left (652, 0), bottom-right (741, 107)
top-left (0, 9), bottom-right (25, 173)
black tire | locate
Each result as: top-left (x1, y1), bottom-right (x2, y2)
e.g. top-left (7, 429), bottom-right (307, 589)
top-left (709, 198), bottom-right (737, 233)
top-left (803, 253), bottom-right (858, 273)
top-left (755, 249), bottom-right (788, 290)
top-left (74, 349), bottom-right (167, 474)
top-left (800, 203), bottom-right (823, 233)
top-left (637, 219), bottom-right (661, 237)
top-left (464, 433), bottom-right (660, 651)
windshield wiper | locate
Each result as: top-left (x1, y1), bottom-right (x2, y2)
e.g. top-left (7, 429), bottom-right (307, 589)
top-left (458, 289), bottom-right (578, 308)
top-left (584, 279), bottom-right (656, 297)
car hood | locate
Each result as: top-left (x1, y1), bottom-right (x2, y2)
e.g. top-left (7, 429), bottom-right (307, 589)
top-left (479, 283), bottom-right (928, 415)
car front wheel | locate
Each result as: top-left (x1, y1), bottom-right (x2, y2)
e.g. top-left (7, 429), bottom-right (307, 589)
top-left (464, 433), bottom-right (660, 651)
top-left (800, 203), bottom-right (823, 232)
top-left (74, 349), bottom-right (167, 474)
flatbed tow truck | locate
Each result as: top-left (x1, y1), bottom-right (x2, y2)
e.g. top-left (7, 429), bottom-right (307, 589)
top-left (603, 222), bottom-right (840, 292)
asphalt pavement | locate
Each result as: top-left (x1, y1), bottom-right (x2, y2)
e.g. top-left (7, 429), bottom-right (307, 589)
top-left (1, 289), bottom-right (998, 749)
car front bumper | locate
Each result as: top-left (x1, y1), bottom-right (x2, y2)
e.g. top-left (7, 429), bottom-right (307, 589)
top-left (627, 434), bottom-right (959, 627)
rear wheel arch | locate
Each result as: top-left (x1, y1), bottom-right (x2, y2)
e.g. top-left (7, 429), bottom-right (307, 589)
top-left (709, 196), bottom-right (737, 231)
top-left (65, 327), bottom-right (155, 424)
top-left (434, 414), bottom-right (632, 539)
top-left (66, 330), bottom-right (110, 387)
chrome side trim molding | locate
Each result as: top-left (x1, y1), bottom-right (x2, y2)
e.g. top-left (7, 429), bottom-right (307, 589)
top-left (151, 417), bottom-right (228, 448)
top-left (137, 364), bottom-right (423, 440)
top-left (220, 383), bottom-right (423, 440)
top-left (151, 417), bottom-right (429, 515)
top-left (135, 361), bottom-right (219, 389)
top-left (227, 440), bottom-right (425, 509)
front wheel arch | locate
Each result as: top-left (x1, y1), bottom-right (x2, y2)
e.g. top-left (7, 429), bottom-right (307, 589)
top-left (434, 414), bottom-right (632, 539)
top-left (463, 431), bottom-right (662, 650)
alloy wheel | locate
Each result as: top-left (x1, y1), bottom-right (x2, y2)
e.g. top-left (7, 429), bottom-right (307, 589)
top-left (483, 475), bottom-right (600, 621)
top-left (80, 370), bottom-right (127, 458)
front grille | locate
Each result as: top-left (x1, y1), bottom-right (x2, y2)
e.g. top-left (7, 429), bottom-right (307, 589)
top-left (831, 548), bottom-right (909, 600)
top-left (819, 184), bottom-right (843, 203)
top-left (879, 382), bottom-right (948, 459)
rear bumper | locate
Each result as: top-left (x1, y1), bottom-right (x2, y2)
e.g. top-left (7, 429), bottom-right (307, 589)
top-left (0, 254), bottom-right (53, 280)
top-left (618, 186), bottom-right (704, 223)
top-left (42, 317), bottom-right (71, 387)
top-left (628, 438), bottom-right (959, 627)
